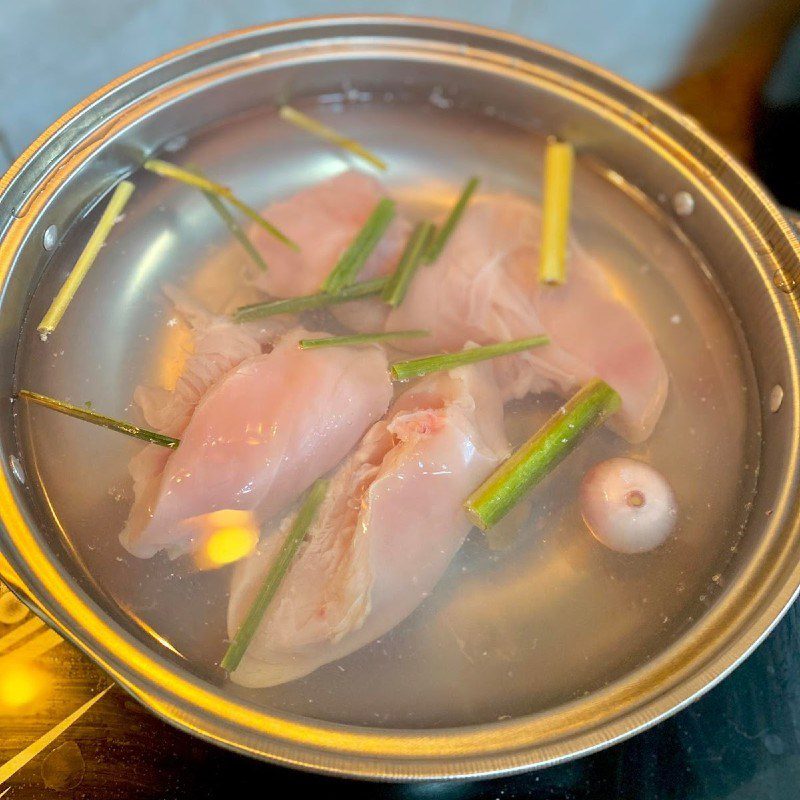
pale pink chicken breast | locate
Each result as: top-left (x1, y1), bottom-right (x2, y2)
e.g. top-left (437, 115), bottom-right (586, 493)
top-left (227, 363), bottom-right (510, 687)
top-left (383, 193), bottom-right (668, 443)
top-left (123, 287), bottom-right (291, 555)
top-left (134, 286), bottom-right (288, 436)
top-left (121, 327), bottom-right (393, 559)
top-left (247, 170), bottom-right (410, 297)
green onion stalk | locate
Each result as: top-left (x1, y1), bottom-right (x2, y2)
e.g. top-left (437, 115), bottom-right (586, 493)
top-left (425, 176), bottom-right (479, 263)
top-left (390, 336), bottom-right (550, 381)
top-left (465, 379), bottom-right (621, 531)
top-left (322, 199), bottom-right (396, 294)
top-left (299, 330), bottom-right (428, 350)
top-left (381, 221), bottom-right (434, 308)
top-left (233, 276), bottom-right (389, 323)
top-left (221, 478), bottom-right (329, 672)
top-left (18, 390), bottom-right (179, 449)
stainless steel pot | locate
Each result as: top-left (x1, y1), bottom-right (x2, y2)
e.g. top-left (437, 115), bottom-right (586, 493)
top-left (0, 15), bottom-right (799, 781)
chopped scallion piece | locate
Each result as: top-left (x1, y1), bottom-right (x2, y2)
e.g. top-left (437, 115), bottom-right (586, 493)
top-left (321, 199), bottom-right (396, 294)
top-left (299, 330), bottom-right (429, 350)
top-left (279, 105), bottom-right (387, 171)
top-left (37, 180), bottom-right (135, 340)
top-left (381, 221), bottom-right (434, 307)
top-left (221, 478), bottom-right (329, 672)
top-left (232, 276), bottom-right (388, 323)
top-left (143, 159), bottom-right (298, 250)
top-left (390, 335), bottom-right (550, 381)
top-left (465, 379), bottom-right (620, 530)
top-left (18, 389), bottom-right (179, 449)
top-left (538, 139), bottom-right (575, 286)
top-left (425, 176), bottom-right (479, 263)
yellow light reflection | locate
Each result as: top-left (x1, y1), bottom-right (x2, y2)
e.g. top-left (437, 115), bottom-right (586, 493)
top-left (206, 527), bottom-right (257, 565)
top-left (190, 510), bottom-right (259, 571)
top-left (123, 612), bottom-right (185, 659)
top-left (0, 589), bottom-right (29, 625)
top-left (122, 228), bottom-right (175, 306)
top-left (157, 318), bottom-right (194, 392)
top-left (0, 659), bottom-right (46, 710)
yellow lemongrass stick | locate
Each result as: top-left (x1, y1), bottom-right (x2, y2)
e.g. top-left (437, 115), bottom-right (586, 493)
top-left (538, 140), bottom-right (575, 286)
top-left (144, 159), bottom-right (298, 250)
top-left (144, 159), bottom-right (228, 194)
top-left (279, 105), bottom-right (387, 171)
top-left (37, 180), bottom-right (134, 340)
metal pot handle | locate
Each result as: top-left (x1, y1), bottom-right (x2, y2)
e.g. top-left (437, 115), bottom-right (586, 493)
top-left (775, 207), bottom-right (800, 293)
top-left (784, 207), bottom-right (800, 232)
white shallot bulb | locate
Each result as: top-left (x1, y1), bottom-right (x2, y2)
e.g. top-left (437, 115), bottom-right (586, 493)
top-left (580, 457), bottom-right (677, 554)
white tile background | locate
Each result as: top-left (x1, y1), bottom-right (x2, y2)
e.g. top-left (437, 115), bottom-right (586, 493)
top-left (0, 0), bottom-right (783, 162)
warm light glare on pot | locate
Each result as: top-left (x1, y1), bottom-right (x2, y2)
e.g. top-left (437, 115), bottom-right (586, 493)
top-left (0, 660), bottom-right (46, 710)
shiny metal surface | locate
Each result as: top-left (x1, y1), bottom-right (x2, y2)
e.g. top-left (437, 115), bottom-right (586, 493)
top-left (0, 15), bottom-right (799, 780)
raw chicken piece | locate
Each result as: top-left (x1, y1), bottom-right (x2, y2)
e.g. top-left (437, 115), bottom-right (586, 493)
top-left (135, 286), bottom-right (288, 436)
top-left (123, 287), bottom-right (290, 556)
top-left (385, 193), bottom-right (668, 443)
top-left (248, 170), bottom-right (411, 297)
top-left (121, 327), bottom-right (393, 559)
top-left (227, 362), bottom-right (510, 687)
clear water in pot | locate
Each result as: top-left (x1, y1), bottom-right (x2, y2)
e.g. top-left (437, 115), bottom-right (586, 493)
top-left (14, 93), bottom-right (759, 728)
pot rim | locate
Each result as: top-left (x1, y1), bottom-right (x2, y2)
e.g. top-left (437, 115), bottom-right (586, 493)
top-left (1, 14), bottom-right (799, 781)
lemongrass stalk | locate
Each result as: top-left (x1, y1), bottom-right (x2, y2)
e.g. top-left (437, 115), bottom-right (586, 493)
top-left (144, 159), bottom-right (228, 194)
top-left (201, 188), bottom-right (268, 271)
top-left (187, 163), bottom-right (269, 272)
top-left (381, 221), bottom-right (434, 307)
top-left (390, 335), bottom-right (549, 381)
top-left (465, 379), bottom-right (620, 530)
top-left (279, 105), bottom-right (387, 171)
top-left (233, 276), bottom-right (388, 323)
top-left (425, 176), bottom-right (479, 263)
top-left (322, 199), bottom-right (396, 294)
top-left (143, 159), bottom-right (298, 250)
top-left (37, 180), bottom-right (135, 340)
top-left (225, 195), bottom-right (299, 250)
top-left (221, 479), bottom-right (328, 672)
top-left (538, 139), bottom-right (574, 286)
top-left (18, 390), bottom-right (179, 449)
top-left (299, 330), bottom-right (428, 350)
